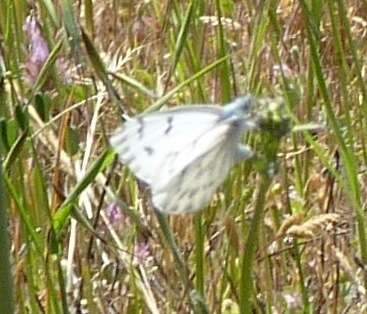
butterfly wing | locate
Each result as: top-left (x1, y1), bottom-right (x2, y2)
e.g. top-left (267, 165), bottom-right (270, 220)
top-left (151, 122), bottom-right (244, 213)
top-left (110, 106), bottom-right (224, 185)
top-left (111, 97), bottom-right (258, 214)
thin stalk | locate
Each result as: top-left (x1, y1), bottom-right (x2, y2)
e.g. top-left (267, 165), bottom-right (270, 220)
top-left (194, 213), bottom-right (205, 297)
top-left (239, 101), bottom-right (288, 313)
top-left (155, 211), bottom-right (209, 314)
top-left (239, 173), bottom-right (271, 314)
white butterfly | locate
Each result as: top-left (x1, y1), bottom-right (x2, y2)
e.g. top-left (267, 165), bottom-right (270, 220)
top-left (110, 96), bottom-right (258, 214)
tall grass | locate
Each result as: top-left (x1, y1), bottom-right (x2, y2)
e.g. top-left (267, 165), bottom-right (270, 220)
top-left (1, 1), bottom-right (367, 313)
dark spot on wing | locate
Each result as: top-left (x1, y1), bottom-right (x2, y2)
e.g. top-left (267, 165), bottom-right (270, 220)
top-left (137, 117), bottom-right (144, 139)
top-left (231, 118), bottom-right (242, 129)
top-left (164, 116), bottom-right (174, 134)
top-left (180, 167), bottom-right (188, 179)
top-left (144, 146), bottom-right (154, 155)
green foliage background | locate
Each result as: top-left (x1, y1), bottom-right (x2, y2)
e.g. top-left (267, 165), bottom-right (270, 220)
top-left (1, 1), bottom-right (367, 313)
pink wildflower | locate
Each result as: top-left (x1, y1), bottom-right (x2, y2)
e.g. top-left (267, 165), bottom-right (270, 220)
top-left (23, 16), bottom-right (49, 84)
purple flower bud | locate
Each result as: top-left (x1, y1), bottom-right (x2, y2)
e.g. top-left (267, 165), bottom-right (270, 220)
top-left (23, 16), bottom-right (49, 84)
top-left (133, 242), bottom-right (151, 266)
top-left (106, 202), bottom-right (123, 224)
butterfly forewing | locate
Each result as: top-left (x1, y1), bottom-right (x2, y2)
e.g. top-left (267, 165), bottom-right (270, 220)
top-left (110, 106), bottom-right (224, 185)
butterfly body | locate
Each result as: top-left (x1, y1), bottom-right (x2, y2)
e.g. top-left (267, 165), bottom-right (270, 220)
top-left (111, 96), bottom-right (257, 214)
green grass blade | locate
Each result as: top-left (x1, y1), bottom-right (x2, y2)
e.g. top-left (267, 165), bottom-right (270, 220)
top-left (299, 0), bottom-right (367, 265)
top-left (215, 0), bottom-right (231, 101)
top-left (171, 1), bottom-right (196, 73)
top-left (148, 55), bottom-right (229, 112)
top-left (52, 149), bottom-right (116, 235)
top-left (31, 39), bottom-right (63, 95)
top-left (3, 174), bottom-right (43, 253)
top-left (0, 162), bottom-right (15, 314)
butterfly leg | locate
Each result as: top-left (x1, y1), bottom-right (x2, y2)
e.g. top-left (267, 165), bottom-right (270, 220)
top-left (235, 144), bottom-right (254, 162)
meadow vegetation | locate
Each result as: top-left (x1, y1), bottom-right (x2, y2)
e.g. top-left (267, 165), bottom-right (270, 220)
top-left (1, 1), bottom-right (367, 313)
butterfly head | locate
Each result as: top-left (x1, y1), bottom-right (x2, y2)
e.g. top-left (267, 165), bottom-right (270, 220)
top-left (233, 95), bottom-right (255, 114)
top-left (223, 95), bottom-right (256, 119)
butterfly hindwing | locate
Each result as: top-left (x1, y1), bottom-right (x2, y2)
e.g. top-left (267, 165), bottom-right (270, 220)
top-left (151, 122), bottom-right (241, 213)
